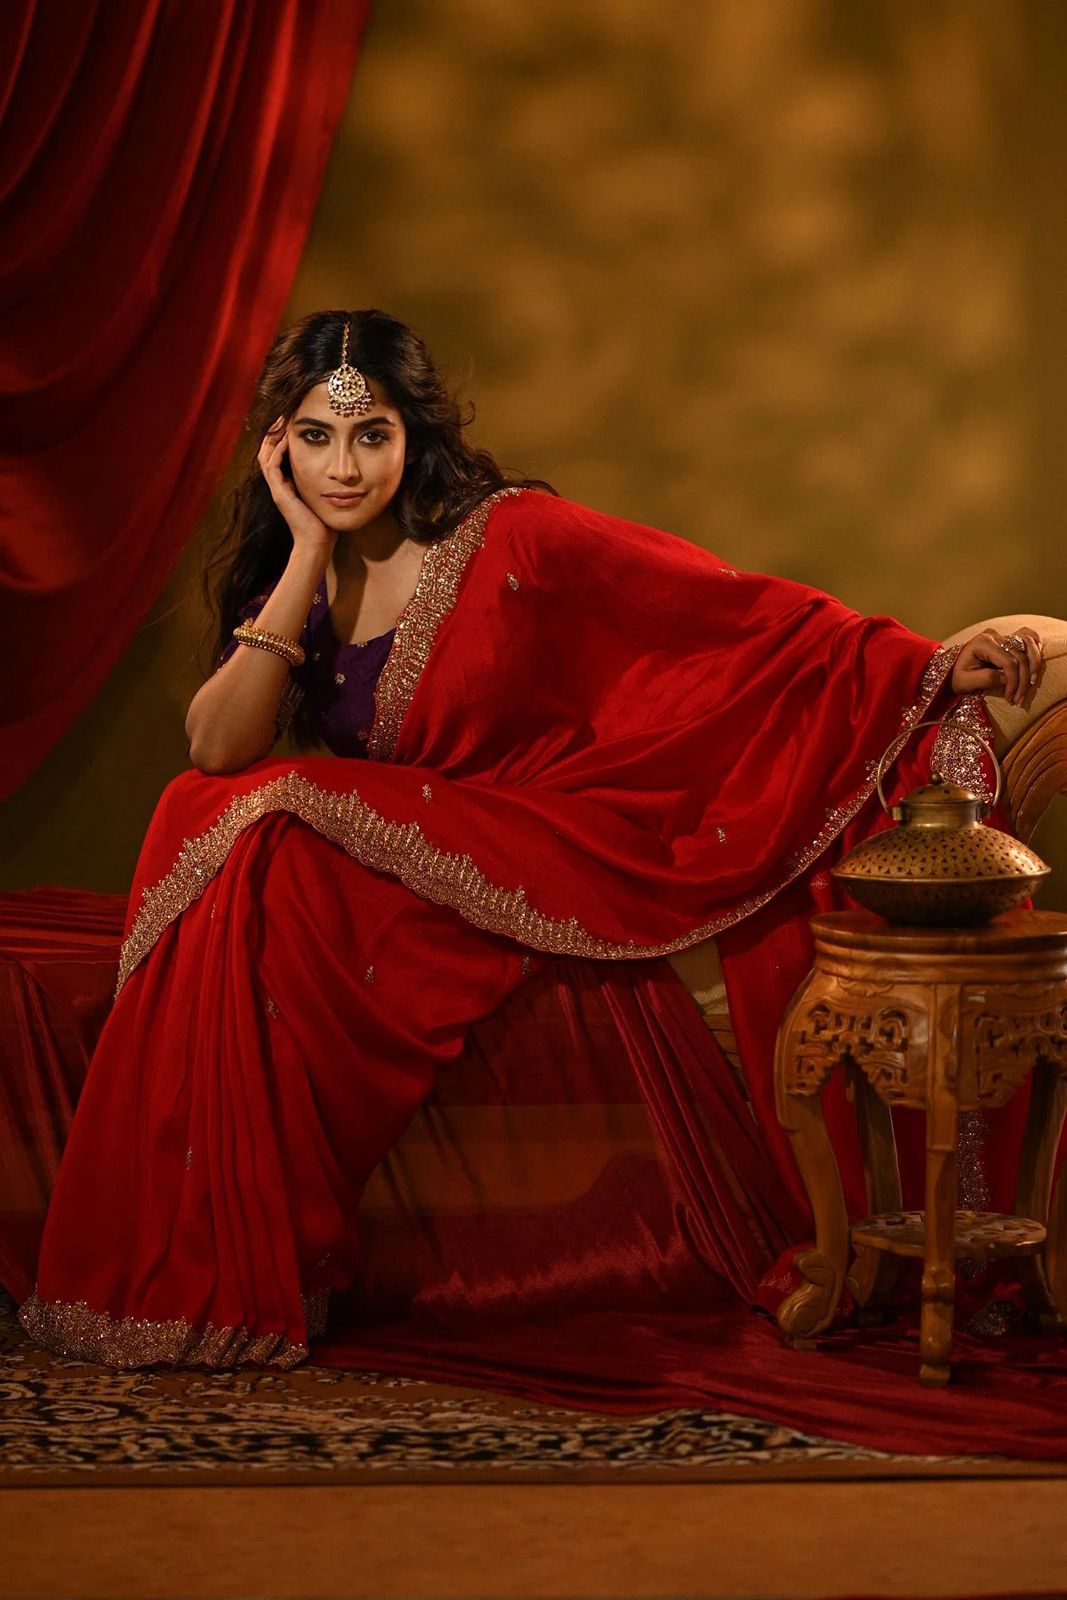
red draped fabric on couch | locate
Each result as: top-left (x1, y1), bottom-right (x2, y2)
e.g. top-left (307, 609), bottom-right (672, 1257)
top-left (0, 0), bottom-right (372, 796)
top-left (4, 883), bottom-right (1067, 1463)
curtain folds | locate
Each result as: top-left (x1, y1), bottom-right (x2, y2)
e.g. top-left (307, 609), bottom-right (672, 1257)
top-left (0, 887), bottom-right (126, 1293)
top-left (0, 0), bottom-right (372, 795)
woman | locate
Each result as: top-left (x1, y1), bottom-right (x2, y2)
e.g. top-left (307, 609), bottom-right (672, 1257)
top-left (18, 309), bottom-right (1041, 1370)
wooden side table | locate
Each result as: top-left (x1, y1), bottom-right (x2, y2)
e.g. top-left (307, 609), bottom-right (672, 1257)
top-left (774, 909), bottom-right (1067, 1385)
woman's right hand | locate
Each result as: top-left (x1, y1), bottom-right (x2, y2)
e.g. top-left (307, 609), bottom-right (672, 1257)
top-left (258, 419), bottom-right (336, 559)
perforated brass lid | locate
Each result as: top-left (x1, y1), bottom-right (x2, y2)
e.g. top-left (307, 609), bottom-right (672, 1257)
top-left (833, 721), bottom-right (1049, 923)
top-left (834, 814), bottom-right (1047, 884)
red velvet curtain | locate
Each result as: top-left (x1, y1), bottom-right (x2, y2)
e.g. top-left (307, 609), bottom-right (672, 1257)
top-left (0, 0), bottom-right (372, 796)
top-left (0, 888), bottom-right (125, 1294)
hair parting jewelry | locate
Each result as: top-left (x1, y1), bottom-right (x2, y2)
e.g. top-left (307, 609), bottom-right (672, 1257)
top-left (232, 623), bottom-right (306, 668)
top-left (325, 317), bottom-right (374, 418)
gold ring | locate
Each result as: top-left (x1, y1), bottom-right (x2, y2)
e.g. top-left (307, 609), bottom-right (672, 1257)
top-left (1001, 633), bottom-right (1027, 653)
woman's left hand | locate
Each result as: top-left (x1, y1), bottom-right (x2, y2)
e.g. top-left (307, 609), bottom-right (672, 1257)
top-left (950, 626), bottom-right (1043, 707)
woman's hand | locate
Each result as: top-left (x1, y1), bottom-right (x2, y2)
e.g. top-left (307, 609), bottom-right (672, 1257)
top-left (258, 419), bottom-right (336, 558)
top-left (950, 626), bottom-right (1043, 707)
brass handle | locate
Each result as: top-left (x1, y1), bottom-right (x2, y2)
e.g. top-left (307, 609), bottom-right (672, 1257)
top-left (874, 718), bottom-right (1002, 816)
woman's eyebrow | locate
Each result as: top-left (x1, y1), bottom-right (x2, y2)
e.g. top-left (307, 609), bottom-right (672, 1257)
top-left (293, 414), bottom-right (394, 429)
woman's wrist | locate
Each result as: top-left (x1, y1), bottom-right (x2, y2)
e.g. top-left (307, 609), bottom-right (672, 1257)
top-left (220, 547), bottom-right (327, 678)
top-left (285, 541), bottom-right (332, 580)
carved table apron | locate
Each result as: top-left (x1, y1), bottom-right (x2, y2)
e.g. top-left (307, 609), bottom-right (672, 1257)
top-left (774, 909), bottom-right (1067, 1386)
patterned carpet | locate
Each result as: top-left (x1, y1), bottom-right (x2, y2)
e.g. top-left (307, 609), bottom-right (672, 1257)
top-left (0, 1294), bottom-right (1048, 1486)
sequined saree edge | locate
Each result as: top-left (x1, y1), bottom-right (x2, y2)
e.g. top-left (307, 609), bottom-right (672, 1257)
top-left (366, 484), bottom-right (527, 761)
top-left (114, 646), bottom-right (961, 1000)
top-left (18, 1287), bottom-right (330, 1372)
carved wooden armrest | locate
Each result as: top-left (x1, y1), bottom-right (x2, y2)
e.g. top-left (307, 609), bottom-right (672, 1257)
top-left (1003, 702), bottom-right (1067, 846)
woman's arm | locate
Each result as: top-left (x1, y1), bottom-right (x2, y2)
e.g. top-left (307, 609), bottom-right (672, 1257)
top-left (185, 546), bottom-right (327, 773)
top-left (185, 420), bottom-right (337, 775)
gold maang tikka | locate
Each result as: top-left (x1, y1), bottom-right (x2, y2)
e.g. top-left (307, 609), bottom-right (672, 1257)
top-left (326, 318), bottom-right (373, 417)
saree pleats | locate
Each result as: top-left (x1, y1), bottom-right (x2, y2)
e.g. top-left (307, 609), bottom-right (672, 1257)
top-left (21, 799), bottom-right (805, 1366)
top-left (346, 951), bottom-right (799, 1331)
top-left (21, 813), bottom-right (532, 1366)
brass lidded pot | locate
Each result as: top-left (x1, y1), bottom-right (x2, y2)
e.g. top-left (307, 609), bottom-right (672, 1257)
top-left (832, 720), bottom-right (1049, 925)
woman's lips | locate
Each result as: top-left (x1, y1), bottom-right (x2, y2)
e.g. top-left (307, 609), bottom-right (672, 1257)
top-left (323, 492), bottom-right (366, 505)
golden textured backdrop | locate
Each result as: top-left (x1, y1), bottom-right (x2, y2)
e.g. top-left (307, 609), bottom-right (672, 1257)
top-left (3, 0), bottom-right (1064, 893)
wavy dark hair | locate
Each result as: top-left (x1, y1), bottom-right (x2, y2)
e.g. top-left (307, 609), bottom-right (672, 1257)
top-left (201, 308), bottom-right (555, 748)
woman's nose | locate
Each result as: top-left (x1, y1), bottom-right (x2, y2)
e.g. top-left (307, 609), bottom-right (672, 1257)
top-left (328, 447), bottom-right (361, 483)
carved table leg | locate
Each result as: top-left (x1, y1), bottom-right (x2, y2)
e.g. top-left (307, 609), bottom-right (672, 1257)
top-left (1015, 1058), bottom-right (1067, 1325)
top-left (921, 984), bottom-right (960, 1387)
top-left (1046, 1150), bottom-right (1067, 1326)
top-left (774, 986), bottom-right (849, 1343)
top-left (776, 1092), bottom-right (850, 1341)
top-left (847, 1063), bottom-right (903, 1311)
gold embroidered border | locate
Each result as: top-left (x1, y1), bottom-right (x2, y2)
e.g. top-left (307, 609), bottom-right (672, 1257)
top-left (932, 693), bottom-right (996, 802)
top-left (18, 1288), bottom-right (330, 1372)
top-left (366, 486), bottom-right (527, 762)
top-left (115, 644), bottom-right (959, 997)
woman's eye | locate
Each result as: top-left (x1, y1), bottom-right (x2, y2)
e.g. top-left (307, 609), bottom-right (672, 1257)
top-left (297, 428), bottom-right (387, 446)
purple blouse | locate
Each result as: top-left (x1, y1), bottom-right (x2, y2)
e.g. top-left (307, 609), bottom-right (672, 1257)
top-left (218, 580), bottom-right (394, 759)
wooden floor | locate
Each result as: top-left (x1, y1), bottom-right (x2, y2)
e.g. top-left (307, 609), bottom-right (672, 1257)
top-left (3, 1479), bottom-right (1067, 1598)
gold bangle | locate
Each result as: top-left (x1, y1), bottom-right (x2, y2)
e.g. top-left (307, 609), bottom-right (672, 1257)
top-left (232, 622), bottom-right (306, 668)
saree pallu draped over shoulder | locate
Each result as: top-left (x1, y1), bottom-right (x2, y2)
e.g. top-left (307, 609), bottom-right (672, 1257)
top-left (20, 487), bottom-right (966, 1369)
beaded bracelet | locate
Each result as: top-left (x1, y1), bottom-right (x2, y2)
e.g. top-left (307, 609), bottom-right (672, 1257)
top-left (232, 622), bottom-right (306, 668)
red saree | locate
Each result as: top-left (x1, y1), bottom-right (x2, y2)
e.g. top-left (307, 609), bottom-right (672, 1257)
top-left (19, 486), bottom-right (973, 1370)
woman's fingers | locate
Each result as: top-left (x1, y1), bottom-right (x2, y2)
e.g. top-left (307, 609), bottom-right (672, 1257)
top-left (258, 421), bottom-right (292, 502)
top-left (999, 627), bottom-right (1042, 705)
top-left (267, 434), bottom-right (286, 475)
top-left (258, 439), bottom-right (278, 488)
top-left (950, 626), bottom-right (1044, 704)
top-left (1018, 627), bottom-right (1043, 689)
top-left (1000, 641), bottom-right (1026, 706)
top-left (253, 423), bottom-right (330, 551)
top-left (257, 432), bottom-right (278, 472)
top-left (973, 631), bottom-right (1023, 703)
top-left (259, 418), bottom-right (286, 459)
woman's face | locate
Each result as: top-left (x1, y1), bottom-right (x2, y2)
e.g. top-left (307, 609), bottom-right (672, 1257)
top-left (285, 378), bottom-right (407, 532)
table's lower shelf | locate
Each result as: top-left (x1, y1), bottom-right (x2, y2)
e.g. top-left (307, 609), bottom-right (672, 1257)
top-left (851, 1210), bottom-right (1046, 1260)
